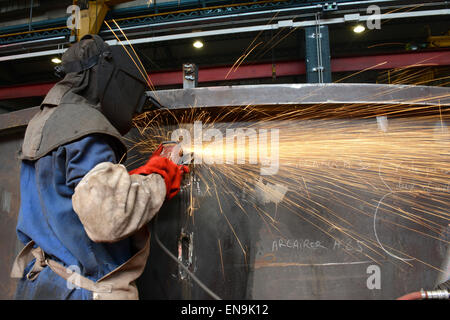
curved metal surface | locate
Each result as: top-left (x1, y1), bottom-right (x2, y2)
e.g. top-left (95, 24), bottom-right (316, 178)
top-left (147, 84), bottom-right (450, 109)
top-left (1, 83), bottom-right (448, 132)
top-left (138, 83), bottom-right (450, 300)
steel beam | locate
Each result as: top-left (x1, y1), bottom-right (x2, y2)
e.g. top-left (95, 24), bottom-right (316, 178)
top-left (0, 83), bottom-right (55, 100)
top-left (0, 84), bottom-right (450, 131)
top-left (1, 7), bottom-right (449, 61)
top-left (100, 8), bottom-right (450, 47)
top-left (1, 83), bottom-right (448, 133)
top-left (146, 84), bottom-right (450, 109)
top-left (305, 24), bottom-right (332, 83)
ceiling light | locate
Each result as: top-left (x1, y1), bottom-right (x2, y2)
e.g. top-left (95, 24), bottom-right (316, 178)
top-left (51, 57), bottom-right (62, 64)
top-left (193, 40), bottom-right (203, 49)
top-left (353, 25), bottom-right (365, 34)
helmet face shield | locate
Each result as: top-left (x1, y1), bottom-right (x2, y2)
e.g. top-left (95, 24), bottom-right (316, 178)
top-left (97, 45), bottom-right (148, 135)
top-left (55, 35), bottom-right (149, 136)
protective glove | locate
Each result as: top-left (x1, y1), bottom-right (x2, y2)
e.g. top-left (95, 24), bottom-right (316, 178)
top-left (129, 144), bottom-right (189, 200)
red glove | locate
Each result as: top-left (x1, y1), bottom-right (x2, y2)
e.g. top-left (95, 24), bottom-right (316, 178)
top-left (129, 145), bottom-right (189, 200)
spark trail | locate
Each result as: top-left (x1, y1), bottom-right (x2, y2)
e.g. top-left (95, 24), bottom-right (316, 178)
top-left (129, 100), bottom-right (449, 275)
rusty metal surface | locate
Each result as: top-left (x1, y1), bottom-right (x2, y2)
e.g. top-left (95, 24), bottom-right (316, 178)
top-left (0, 133), bottom-right (25, 299)
top-left (147, 84), bottom-right (450, 109)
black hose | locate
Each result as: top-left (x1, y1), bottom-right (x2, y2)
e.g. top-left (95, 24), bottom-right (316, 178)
top-left (152, 214), bottom-right (222, 300)
top-left (435, 279), bottom-right (450, 291)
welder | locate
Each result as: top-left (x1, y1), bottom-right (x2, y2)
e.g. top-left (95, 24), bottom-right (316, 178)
top-left (10, 34), bottom-right (188, 300)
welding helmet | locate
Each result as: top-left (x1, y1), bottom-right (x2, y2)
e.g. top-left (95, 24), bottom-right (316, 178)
top-left (56, 34), bottom-right (148, 135)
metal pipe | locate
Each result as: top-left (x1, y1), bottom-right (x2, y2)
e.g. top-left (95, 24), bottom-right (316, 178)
top-left (28, 0), bottom-right (34, 32)
top-left (424, 289), bottom-right (450, 299)
top-left (102, 0), bottom-right (407, 34)
top-left (106, 8), bottom-right (450, 46)
top-left (0, 48), bottom-right (66, 62)
top-left (1, 7), bottom-right (449, 61)
top-left (0, 0), bottom-right (444, 40)
top-left (1, 0), bottom-right (379, 37)
top-left (0, 36), bottom-right (66, 51)
top-left (397, 289), bottom-right (449, 300)
top-left (100, 0), bottom-right (447, 38)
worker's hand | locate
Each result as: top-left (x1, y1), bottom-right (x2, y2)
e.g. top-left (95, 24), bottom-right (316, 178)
top-left (129, 146), bottom-right (189, 200)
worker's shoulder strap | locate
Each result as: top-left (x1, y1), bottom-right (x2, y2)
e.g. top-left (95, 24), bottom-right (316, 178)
top-left (10, 228), bottom-right (150, 300)
top-left (20, 92), bottom-right (127, 162)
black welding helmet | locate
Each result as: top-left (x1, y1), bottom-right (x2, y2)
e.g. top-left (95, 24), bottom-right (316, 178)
top-left (56, 34), bottom-right (148, 135)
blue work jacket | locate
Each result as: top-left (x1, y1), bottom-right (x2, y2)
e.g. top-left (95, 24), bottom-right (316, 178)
top-left (14, 134), bottom-right (132, 300)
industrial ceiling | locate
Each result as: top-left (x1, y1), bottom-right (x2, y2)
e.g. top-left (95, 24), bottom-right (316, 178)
top-left (0, 0), bottom-right (449, 112)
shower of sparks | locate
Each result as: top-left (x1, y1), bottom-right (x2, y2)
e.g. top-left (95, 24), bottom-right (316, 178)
top-left (129, 95), bottom-right (450, 276)
top-left (225, 42), bottom-right (263, 79)
top-left (109, 15), bottom-right (449, 279)
top-left (378, 65), bottom-right (450, 87)
top-left (218, 239), bottom-right (226, 281)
